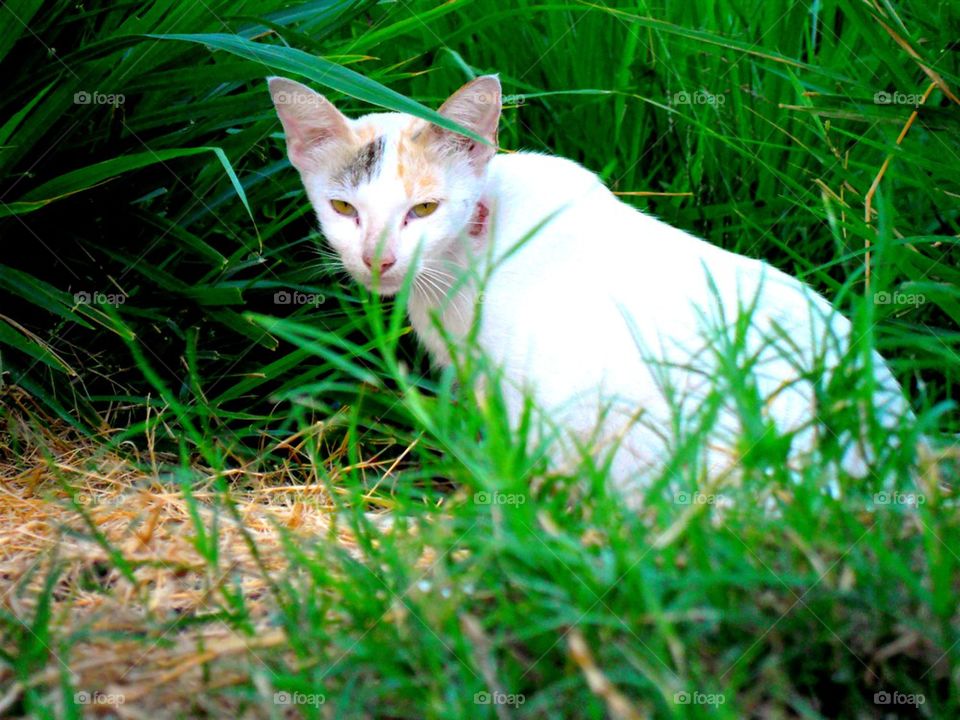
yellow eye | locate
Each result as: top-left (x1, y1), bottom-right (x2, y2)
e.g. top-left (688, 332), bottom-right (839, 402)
top-left (410, 201), bottom-right (439, 218)
top-left (330, 199), bottom-right (357, 217)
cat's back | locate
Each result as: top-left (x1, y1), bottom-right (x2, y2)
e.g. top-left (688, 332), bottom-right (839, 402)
top-left (485, 151), bottom-right (818, 311)
top-left (484, 151), bottom-right (711, 265)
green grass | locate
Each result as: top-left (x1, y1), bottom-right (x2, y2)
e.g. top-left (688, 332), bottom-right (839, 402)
top-left (1, 0), bottom-right (959, 717)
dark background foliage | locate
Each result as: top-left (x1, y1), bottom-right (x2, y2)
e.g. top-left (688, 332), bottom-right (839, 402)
top-left (1, 0), bottom-right (957, 455)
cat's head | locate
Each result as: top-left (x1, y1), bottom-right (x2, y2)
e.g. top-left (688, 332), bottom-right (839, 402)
top-left (268, 75), bottom-right (501, 295)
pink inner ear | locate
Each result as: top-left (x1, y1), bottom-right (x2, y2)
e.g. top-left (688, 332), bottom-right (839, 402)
top-left (299, 125), bottom-right (336, 146)
top-left (286, 133), bottom-right (320, 170)
top-left (277, 102), bottom-right (351, 171)
top-left (432, 78), bottom-right (501, 166)
top-left (279, 108), bottom-right (324, 145)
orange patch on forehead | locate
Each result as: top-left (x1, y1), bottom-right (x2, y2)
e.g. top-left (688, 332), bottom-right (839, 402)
top-left (354, 124), bottom-right (378, 144)
top-left (396, 121), bottom-right (441, 199)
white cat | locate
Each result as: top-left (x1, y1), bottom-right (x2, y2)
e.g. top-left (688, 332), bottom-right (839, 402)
top-left (269, 74), bottom-right (912, 500)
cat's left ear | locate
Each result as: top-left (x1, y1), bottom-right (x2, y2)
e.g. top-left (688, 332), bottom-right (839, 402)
top-left (431, 75), bottom-right (501, 171)
top-left (268, 76), bottom-right (353, 173)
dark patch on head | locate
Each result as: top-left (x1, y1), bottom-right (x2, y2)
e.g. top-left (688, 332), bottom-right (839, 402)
top-left (335, 136), bottom-right (386, 187)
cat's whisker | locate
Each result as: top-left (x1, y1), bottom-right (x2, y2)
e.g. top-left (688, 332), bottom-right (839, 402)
top-left (312, 255), bottom-right (341, 266)
top-left (306, 259), bottom-right (343, 274)
top-left (418, 270), bottom-right (468, 327)
top-left (419, 266), bottom-right (463, 300)
top-left (416, 272), bottom-right (450, 299)
top-left (419, 262), bottom-right (456, 278)
top-left (419, 264), bottom-right (459, 286)
top-left (413, 275), bottom-right (443, 309)
top-left (418, 270), bottom-right (450, 301)
top-left (415, 272), bottom-right (444, 305)
top-left (422, 275), bottom-right (467, 328)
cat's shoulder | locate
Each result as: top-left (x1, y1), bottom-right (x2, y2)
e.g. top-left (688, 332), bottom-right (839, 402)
top-left (488, 151), bottom-right (607, 196)
top-left (490, 150), bottom-right (603, 182)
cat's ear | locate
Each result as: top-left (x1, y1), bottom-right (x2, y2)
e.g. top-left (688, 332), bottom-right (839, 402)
top-left (430, 75), bottom-right (501, 171)
top-left (268, 76), bottom-right (353, 173)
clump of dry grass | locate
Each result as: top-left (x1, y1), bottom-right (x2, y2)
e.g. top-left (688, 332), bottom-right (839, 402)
top-left (0, 387), bottom-right (365, 717)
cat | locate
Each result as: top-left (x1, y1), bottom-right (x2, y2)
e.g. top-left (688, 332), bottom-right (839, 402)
top-left (268, 74), bottom-right (914, 503)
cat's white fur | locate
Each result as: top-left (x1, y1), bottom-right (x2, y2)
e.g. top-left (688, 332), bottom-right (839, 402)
top-left (270, 74), bottom-right (911, 500)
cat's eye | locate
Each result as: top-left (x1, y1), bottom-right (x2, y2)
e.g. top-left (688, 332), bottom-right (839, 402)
top-left (330, 199), bottom-right (357, 217)
top-left (409, 201), bottom-right (439, 219)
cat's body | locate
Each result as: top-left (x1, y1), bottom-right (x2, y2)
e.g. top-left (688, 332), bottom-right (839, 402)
top-left (270, 74), bottom-right (911, 499)
top-left (412, 151), bottom-right (908, 489)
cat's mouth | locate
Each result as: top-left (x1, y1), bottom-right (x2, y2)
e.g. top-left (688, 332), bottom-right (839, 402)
top-left (357, 272), bottom-right (402, 296)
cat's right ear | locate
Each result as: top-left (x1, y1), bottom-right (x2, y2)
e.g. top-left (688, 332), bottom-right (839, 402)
top-left (430, 75), bottom-right (501, 172)
top-left (268, 77), bottom-right (353, 173)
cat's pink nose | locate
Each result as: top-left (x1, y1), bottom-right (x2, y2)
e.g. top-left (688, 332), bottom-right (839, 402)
top-left (362, 252), bottom-right (396, 273)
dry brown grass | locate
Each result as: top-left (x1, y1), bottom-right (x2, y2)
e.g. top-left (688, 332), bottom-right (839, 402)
top-left (0, 387), bottom-right (366, 718)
